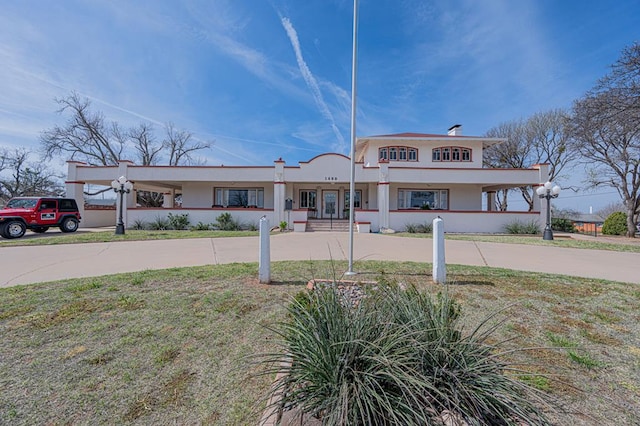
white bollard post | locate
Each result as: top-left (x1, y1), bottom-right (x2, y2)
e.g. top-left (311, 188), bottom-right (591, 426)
top-left (259, 216), bottom-right (271, 284)
top-left (432, 216), bottom-right (446, 284)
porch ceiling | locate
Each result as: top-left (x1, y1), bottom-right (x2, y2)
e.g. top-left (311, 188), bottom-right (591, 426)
top-left (84, 179), bottom-right (183, 193)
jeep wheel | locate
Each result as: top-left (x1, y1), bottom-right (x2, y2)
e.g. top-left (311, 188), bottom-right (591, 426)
top-left (4, 220), bottom-right (26, 239)
top-left (32, 227), bottom-right (49, 233)
top-left (60, 217), bottom-right (79, 233)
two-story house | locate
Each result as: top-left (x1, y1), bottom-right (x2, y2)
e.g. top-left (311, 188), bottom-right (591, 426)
top-left (66, 125), bottom-right (549, 232)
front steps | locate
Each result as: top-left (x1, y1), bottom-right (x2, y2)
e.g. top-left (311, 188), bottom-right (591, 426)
top-left (305, 219), bottom-right (351, 232)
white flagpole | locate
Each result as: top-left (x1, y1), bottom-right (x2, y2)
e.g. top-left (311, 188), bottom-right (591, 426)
top-left (346, 0), bottom-right (359, 275)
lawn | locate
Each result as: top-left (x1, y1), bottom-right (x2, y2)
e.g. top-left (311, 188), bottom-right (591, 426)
top-left (3, 229), bottom-right (639, 255)
top-left (393, 232), bottom-right (640, 253)
top-left (1, 260), bottom-right (639, 425)
top-left (0, 229), bottom-right (259, 247)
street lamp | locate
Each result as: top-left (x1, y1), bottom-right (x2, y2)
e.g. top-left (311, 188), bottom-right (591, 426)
top-left (536, 181), bottom-right (561, 241)
top-left (111, 176), bottom-right (133, 235)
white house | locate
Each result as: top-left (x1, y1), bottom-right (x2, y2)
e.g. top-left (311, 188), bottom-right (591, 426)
top-left (66, 125), bottom-right (549, 233)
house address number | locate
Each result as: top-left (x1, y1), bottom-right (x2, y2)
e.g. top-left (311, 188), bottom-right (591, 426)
top-left (324, 176), bottom-right (338, 181)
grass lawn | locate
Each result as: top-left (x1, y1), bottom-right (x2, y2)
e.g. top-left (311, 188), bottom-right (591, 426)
top-left (393, 232), bottom-right (640, 253)
top-left (3, 229), bottom-right (639, 255)
top-left (0, 230), bottom-right (259, 247)
top-left (1, 260), bottom-right (639, 425)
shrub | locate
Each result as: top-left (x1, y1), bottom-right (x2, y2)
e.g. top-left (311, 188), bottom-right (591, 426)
top-left (261, 281), bottom-right (552, 425)
top-left (602, 211), bottom-right (627, 235)
top-left (214, 212), bottom-right (240, 231)
top-left (552, 218), bottom-right (575, 232)
top-left (503, 220), bottom-right (540, 234)
top-left (131, 219), bottom-right (148, 230)
top-left (405, 222), bottom-right (432, 233)
top-left (191, 221), bottom-right (213, 231)
top-left (279, 221), bottom-right (288, 231)
top-left (148, 216), bottom-right (170, 230)
top-left (167, 213), bottom-right (190, 230)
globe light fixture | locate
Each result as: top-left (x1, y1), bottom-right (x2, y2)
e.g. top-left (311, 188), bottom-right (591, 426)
top-left (536, 181), bottom-right (561, 240)
top-left (111, 176), bottom-right (133, 235)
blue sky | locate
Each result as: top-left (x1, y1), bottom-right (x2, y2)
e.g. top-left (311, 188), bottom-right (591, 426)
top-left (0, 0), bottom-right (638, 212)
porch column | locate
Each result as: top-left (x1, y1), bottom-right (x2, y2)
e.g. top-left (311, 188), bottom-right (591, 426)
top-left (116, 160), bottom-right (134, 227)
top-left (274, 158), bottom-right (286, 225)
top-left (486, 191), bottom-right (496, 211)
top-left (163, 192), bottom-right (174, 208)
top-left (532, 163), bottom-right (550, 231)
top-left (65, 161), bottom-right (86, 225)
top-left (378, 160), bottom-right (390, 230)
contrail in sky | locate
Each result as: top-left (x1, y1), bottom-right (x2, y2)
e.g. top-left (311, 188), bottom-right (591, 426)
top-left (281, 16), bottom-right (346, 153)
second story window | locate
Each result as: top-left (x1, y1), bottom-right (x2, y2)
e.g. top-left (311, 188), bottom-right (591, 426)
top-left (432, 146), bottom-right (472, 162)
top-left (379, 147), bottom-right (388, 161)
top-left (389, 147), bottom-right (397, 161)
top-left (379, 146), bottom-right (417, 162)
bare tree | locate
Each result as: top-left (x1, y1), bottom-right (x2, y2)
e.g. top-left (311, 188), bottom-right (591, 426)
top-left (40, 92), bottom-right (124, 166)
top-left (40, 93), bottom-right (212, 167)
top-left (483, 120), bottom-right (528, 210)
top-left (130, 123), bottom-right (163, 166)
top-left (0, 149), bottom-right (63, 202)
top-left (570, 43), bottom-right (640, 237)
top-left (164, 123), bottom-right (210, 166)
top-left (526, 109), bottom-right (574, 183)
top-left (484, 110), bottom-right (575, 211)
top-left (39, 93), bottom-right (213, 206)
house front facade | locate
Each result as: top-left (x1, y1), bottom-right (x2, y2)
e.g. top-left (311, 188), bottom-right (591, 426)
top-left (66, 126), bottom-right (549, 233)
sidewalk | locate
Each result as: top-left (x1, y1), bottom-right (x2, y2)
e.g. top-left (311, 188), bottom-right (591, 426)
top-left (1, 232), bottom-right (639, 287)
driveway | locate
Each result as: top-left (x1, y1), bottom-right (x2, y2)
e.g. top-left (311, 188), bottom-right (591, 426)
top-left (1, 232), bottom-right (638, 287)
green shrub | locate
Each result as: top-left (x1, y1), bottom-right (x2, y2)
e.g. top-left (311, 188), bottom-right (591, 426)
top-left (602, 211), bottom-right (627, 235)
top-left (148, 216), bottom-right (170, 230)
top-left (551, 218), bottom-right (575, 232)
top-left (214, 212), bottom-right (240, 231)
top-left (279, 221), bottom-right (288, 231)
top-left (131, 219), bottom-right (148, 230)
top-left (191, 221), bottom-right (213, 231)
top-left (261, 281), bottom-right (552, 425)
top-left (405, 222), bottom-right (432, 233)
top-left (167, 213), bottom-right (190, 230)
top-left (503, 220), bottom-right (540, 234)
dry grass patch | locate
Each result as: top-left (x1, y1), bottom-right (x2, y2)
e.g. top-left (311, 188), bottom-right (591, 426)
top-left (0, 260), bottom-right (639, 425)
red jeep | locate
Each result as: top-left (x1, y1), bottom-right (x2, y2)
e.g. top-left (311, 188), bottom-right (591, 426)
top-left (0, 197), bottom-right (81, 239)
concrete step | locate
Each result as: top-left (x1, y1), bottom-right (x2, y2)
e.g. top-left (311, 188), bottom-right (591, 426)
top-left (306, 220), bottom-right (351, 232)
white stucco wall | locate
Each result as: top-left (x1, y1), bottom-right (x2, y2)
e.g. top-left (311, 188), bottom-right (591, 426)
top-left (182, 183), bottom-right (215, 208)
top-left (389, 211), bottom-right (541, 233)
top-left (80, 209), bottom-right (116, 228)
top-left (449, 185), bottom-right (483, 210)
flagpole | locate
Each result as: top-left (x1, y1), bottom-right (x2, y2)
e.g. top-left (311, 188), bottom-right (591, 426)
top-left (346, 0), bottom-right (358, 275)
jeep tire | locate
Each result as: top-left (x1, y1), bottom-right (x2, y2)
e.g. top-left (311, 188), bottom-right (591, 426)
top-left (60, 217), bottom-right (79, 233)
top-left (3, 220), bottom-right (26, 239)
top-left (32, 227), bottom-right (49, 233)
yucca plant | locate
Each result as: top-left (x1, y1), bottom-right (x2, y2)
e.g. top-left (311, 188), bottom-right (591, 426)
top-left (259, 281), bottom-right (553, 425)
top-left (503, 220), bottom-right (540, 235)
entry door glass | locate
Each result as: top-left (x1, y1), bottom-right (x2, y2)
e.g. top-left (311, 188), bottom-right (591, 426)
top-left (323, 191), bottom-right (338, 218)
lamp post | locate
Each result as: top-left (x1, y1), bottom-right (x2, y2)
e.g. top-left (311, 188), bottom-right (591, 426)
top-left (536, 181), bottom-right (561, 241)
top-left (111, 176), bottom-right (133, 235)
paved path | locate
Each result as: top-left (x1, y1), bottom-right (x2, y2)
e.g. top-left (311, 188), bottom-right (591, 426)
top-left (1, 232), bottom-right (638, 287)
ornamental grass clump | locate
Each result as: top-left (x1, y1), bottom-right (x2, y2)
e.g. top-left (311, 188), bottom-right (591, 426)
top-left (261, 281), bottom-right (553, 425)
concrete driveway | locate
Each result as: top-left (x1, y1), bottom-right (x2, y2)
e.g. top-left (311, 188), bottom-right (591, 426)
top-left (1, 232), bottom-right (638, 287)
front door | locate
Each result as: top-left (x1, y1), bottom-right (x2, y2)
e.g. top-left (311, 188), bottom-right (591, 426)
top-left (322, 191), bottom-right (338, 219)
